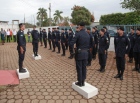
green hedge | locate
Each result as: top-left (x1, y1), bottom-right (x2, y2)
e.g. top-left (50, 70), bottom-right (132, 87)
top-left (99, 12), bottom-right (140, 25)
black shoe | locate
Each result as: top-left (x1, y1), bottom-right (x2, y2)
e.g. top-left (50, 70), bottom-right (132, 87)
top-left (138, 69), bottom-right (140, 73)
top-left (113, 57), bottom-right (116, 59)
top-left (44, 47), bottom-right (47, 48)
top-left (57, 52), bottom-right (60, 54)
top-left (120, 76), bottom-right (123, 80)
top-left (52, 50), bottom-right (55, 52)
top-left (82, 81), bottom-right (85, 86)
top-left (100, 69), bottom-right (105, 73)
top-left (48, 48), bottom-right (51, 50)
top-left (75, 82), bottom-right (82, 87)
top-left (35, 54), bottom-right (38, 56)
top-left (114, 74), bottom-right (120, 78)
top-left (97, 68), bottom-right (101, 71)
top-left (61, 54), bottom-right (65, 56)
top-left (19, 69), bottom-right (26, 73)
top-left (132, 68), bottom-right (137, 71)
top-left (87, 63), bottom-right (91, 66)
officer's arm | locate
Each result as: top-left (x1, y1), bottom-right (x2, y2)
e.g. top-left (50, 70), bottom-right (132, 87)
top-left (95, 34), bottom-right (98, 45)
top-left (105, 37), bottom-right (109, 50)
top-left (70, 34), bottom-right (79, 47)
top-left (18, 33), bottom-right (24, 47)
top-left (114, 37), bottom-right (116, 52)
top-left (90, 36), bottom-right (94, 49)
top-left (126, 37), bottom-right (131, 54)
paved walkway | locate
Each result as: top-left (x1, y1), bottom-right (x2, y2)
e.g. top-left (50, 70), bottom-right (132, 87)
top-left (0, 42), bottom-right (140, 103)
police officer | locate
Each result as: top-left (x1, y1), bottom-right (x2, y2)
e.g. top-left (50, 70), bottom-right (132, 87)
top-left (133, 28), bottom-right (140, 73)
top-left (114, 27), bottom-right (130, 80)
top-left (98, 29), bottom-right (109, 73)
top-left (43, 29), bottom-right (47, 48)
top-left (92, 27), bottom-right (98, 60)
top-left (70, 22), bottom-right (90, 87)
top-left (68, 29), bottom-right (74, 59)
top-left (52, 28), bottom-right (56, 52)
top-left (48, 28), bottom-right (52, 50)
top-left (76, 27), bottom-right (79, 34)
top-left (65, 28), bottom-right (68, 50)
top-left (17, 23), bottom-right (26, 73)
top-left (86, 27), bottom-right (94, 66)
top-left (55, 27), bottom-right (61, 53)
top-left (31, 26), bottom-right (39, 56)
top-left (94, 26), bottom-right (99, 37)
top-left (103, 26), bottom-right (110, 43)
top-left (128, 27), bottom-right (135, 63)
top-left (61, 28), bottom-right (66, 56)
top-left (39, 28), bottom-right (43, 46)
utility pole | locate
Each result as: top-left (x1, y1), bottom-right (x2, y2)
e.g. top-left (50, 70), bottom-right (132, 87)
top-left (33, 15), bottom-right (35, 26)
top-left (49, 3), bottom-right (51, 26)
top-left (24, 14), bottom-right (25, 24)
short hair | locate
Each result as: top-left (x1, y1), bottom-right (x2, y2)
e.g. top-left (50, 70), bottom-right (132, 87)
top-left (131, 27), bottom-right (135, 30)
top-left (92, 27), bottom-right (96, 30)
top-left (76, 27), bottom-right (79, 29)
top-left (69, 29), bottom-right (72, 31)
top-left (19, 23), bottom-right (24, 28)
top-left (87, 27), bottom-right (91, 30)
top-left (57, 27), bottom-right (59, 29)
top-left (79, 22), bottom-right (85, 26)
top-left (119, 26), bottom-right (124, 31)
top-left (95, 26), bottom-right (97, 28)
top-left (103, 26), bottom-right (107, 30)
top-left (137, 28), bottom-right (140, 31)
top-left (100, 29), bottom-right (105, 33)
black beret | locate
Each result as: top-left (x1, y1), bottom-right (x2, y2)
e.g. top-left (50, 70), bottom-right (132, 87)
top-left (69, 29), bottom-right (72, 31)
top-left (65, 28), bottom-right (67, 30)
top-left (87, 27), bottom-right (91, 30)
top-left (61, 28), bottom-right (64, 30)
top-left (79, 22), bottom-right (85, 26)
top-left (100, 29), bottom-right (105, 33)
top-left (103, 26), bottom-right (107, 30)
top-left (137, 28), bottom-right (140, 31)
top-left (119, 26), bottom-right (124, 31)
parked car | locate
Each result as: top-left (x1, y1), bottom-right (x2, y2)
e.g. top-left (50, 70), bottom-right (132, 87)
top-left (108, 30), bottom-right (116, 37)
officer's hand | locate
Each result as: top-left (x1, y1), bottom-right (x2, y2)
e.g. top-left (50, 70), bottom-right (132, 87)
top-left (125, 54), bottom-right (128, 59)
top-left (105, 50), bottom-right (107, 54)
top-left (20, 47), bottom-right (24, 54)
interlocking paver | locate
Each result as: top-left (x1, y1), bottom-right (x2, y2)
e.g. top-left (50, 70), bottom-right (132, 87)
top-left (0, 43), bottom-right (140, 103)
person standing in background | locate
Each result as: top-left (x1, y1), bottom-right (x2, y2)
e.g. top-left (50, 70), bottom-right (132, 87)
top-left (10, 29), bottom-right (13, 40)
top-left (27, 29), bottom-right (31, 43)
top-left (48, 28), bottom-right (52, 50)
top-left (39, 28), bottom-right (43, 46)
top-left (13, 29), bottom-right (17, 42)
top-left (1, 28), bottom-right (6, 45)
top-left (6, 29), bottom-right (10, 42)
top-left (43, 29), bottom-right (47, 48)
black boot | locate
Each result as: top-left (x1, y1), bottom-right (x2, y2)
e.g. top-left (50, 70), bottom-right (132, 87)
top-left (87, 62), bottom-right (91, 66)
top-left (36, 52), bottom-right (38, 56)
top-left (100, 66), bottom-right (105, 73)
top-left (61, 54), bottom-right (65, 56)
top-left (75, 81), bottom-right (82, 87)
top-left (34, 52), bottom-right (36, 57)
top-left (120, 75), bottom-right (123, 80)
top-left (97, 67), bottom-right (101, 71)
top-left (68, 54), bottom-right (73, 59)
top-left (114, 74), bottom-right (120, 78)
top-left (82, 81), bottom-right (85, 86)
top-left (138, 68), bottom-right (140, 73)
top-left (19, 68), bottom-right (26, 73)
top-left (52, 50), bottom-right (55, 52)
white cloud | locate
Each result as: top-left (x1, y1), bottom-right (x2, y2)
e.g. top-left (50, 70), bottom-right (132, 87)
top-left (0, 0), bottom-right (130, 24)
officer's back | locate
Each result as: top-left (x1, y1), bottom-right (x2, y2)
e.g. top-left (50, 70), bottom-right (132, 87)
top-left (32, 28), bottom-right (39, 43)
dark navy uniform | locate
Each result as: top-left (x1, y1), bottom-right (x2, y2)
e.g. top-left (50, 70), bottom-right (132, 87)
top-left (114, 34), bottom-right (130, 79)
top-left (55, 29), bottom-right (61, 53)
top-left (65, 29), bottom-right (68, 50)
top-left (61, 30), bottom-right (66, 56)
top-left (51, 29), bottom-right (56, 52)
top-left (98, 35), bottom-right (109, 72)
top-left (68, 30), bottom-right (74, 59)
top-left (128, 33), bottom-right (135, 62)
top-left (133, 34), bottom-right (140, 72)
top-left (92, 32), bottom-right (98, 59)
top-left (43, 30), bottom-right (47, 48)
top-left (17, 30), bottom-right (26, 72)
top-left (48, 29), bottom-right (52, 50)
top-left (32, 30), bottom-right (39, 56)
top-left (39, 30), bottom-right (43, 46)
top-left (70, 28), bottom-right (90, 87)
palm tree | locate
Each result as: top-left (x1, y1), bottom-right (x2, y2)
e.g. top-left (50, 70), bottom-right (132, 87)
top-left (37, 8), bottom-right (47, 27)
top-left (53, 10), bottom-right (63, 24)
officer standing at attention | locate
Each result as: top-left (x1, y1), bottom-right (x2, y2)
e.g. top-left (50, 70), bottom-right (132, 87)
top-left (52, 28), bottom-right (56, 52)
top-left (86, 27), bottom-right (94, 66)
top-left (128, 27), bottom-right (135, 63)
top-left (70, 22), bottom-right (90, 87)
top-left (133, 28), bottom-right (140, 73)
top-left (43, 29), bottom-right (47, 48)
top-left (68, 29), bottom-right (74, 59)
top-left (114, 27), bottom-right (130, 80)
top-left (39, 28), bottom-right (43, 46)
top-left (31, 26), bottom-right (40, 57)
top-left (17, 23), bottom-right (26, 73)
top-left (55, 27), bottom-right (61, 53)
top-left (48, 28), bottom-right (52, 50)
top-left (61, 28), bottom-right (66, 56)
top-left (92, 27), bottom-right (98, 60)
top-left (65, 28), bottom-right (68, 50)
top-left (98, 29), bottom-right (109, 73)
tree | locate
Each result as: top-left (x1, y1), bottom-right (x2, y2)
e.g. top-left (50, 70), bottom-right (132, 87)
top-left (37, 8), bottom-right (47, 27)
top-left (121, 0), bottom-right (140, 13)
top-left (71, 5), bottom-right (94, 25)
top-left (62, 17), bottom-right (70, 26)
top-left (53, 10), bottom-right (63, 24)
top-left (24, 23), bottom-right (35, 28)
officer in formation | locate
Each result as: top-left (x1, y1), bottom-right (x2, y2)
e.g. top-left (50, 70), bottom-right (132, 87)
top-left (70, 22), bottom-right (90, 87)
top-left (17, 23), bottom-right (26, 73)
top-left (98, 29), bottom-right (109, 72)
top-left (43, 29), bottom-right (47, 48)
top-left (31, 26), bottom-right (40, 57)
top-left (133, 28), bottom-right (140, 73)
top-left (128, 28), bottom-right (135, 63)
top-left (55, 27), bottom-right (61, 53)
top-left (39, 28), bottom-right (43, 46)
top-left (68, 29), bottom-right (74, 59)
top-left (86, 27), bottom-right (94, 66)
top-left (114, 27), bottom-right (130, 80)
top-left (65, 28), bottom-right (69, 50)
top-left (48, 28), bottom-right (52, 50)
top-left (92, 27), bottom-right (98, 60)
top-left (52, 28), bottom-right (56, 52)
top-left (60, 28), bottom-right (66, 56)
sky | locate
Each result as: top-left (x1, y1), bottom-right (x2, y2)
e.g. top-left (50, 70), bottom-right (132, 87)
top-left (0, 0), bottom-right (131, 24)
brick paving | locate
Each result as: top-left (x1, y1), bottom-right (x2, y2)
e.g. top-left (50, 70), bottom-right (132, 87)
top-left (0, 43), bottom-right (140, 103)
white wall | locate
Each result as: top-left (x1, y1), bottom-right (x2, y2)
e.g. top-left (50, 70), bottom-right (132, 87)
top-left (0, 24), bottom-right (19, 30)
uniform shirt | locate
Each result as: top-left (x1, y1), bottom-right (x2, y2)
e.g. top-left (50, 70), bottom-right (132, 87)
top-left (51, 31), bottom-right (56, 40)
top-left (98, 35), bottom-right (109, 54)
top-left (60, 32), bottom-right (66, 43)
top-left (92, 32), bottom-right (98, 45)
top-left (65, 31), bottom-right (68, 40)
top-left (39, 31), bottom-right (43, 38)
top-left (31, 30), bottom-right (39, 43)
top-left (68, 33), bottom-right (73, 45)
top-left (95, 30), bottom-right (99, 37)
top-left (104, 31), bottom-right (110, 44)
top-left (114, 34), bottom-right (130, 57)
top-left (88, 33), bottom-right (94, 49)
top-left (17, 30), bottom-right (26, 51)
top-left (55, 30), bottom-right (60, 42)
top-left (43, 31), bottom-right (47, 39)
top-left (133, 34), bottom-right (140, 53)
top-left (70, 29), bottom-right (90, 60)
top-left (48, 31), bottom-right (52, 40)
top-left (128, 33), bottom-right (135, 48)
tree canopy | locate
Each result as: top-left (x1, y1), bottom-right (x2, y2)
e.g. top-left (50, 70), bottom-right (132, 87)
top-left (53, 10), bottom-right (63, 25)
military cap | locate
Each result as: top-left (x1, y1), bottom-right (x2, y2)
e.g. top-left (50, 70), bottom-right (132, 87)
top-left (79, 22), bottom-right (85, 26)
top-left (87, 27), bottom-right (91, 30)
top-left (119, 26), bottom-right (124, 31)
top-left (137, 28), bottom-right (140, 31)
